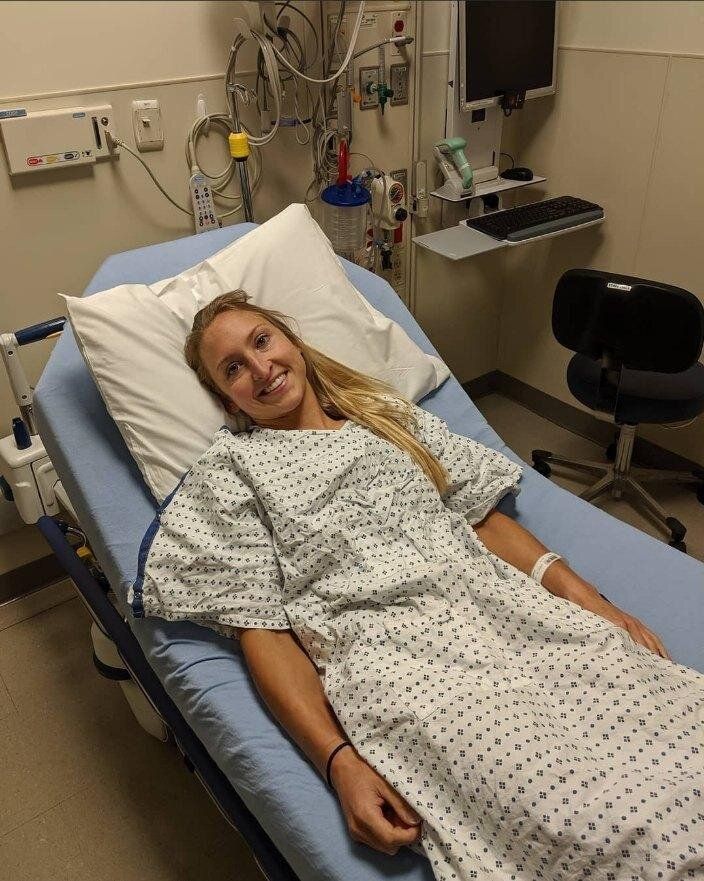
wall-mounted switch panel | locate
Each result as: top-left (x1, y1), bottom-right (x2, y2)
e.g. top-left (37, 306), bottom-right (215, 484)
top-left (390, 63), bottom-right (409, 105)
top-left (132, 99), bottom-right (164, 152)
top-left (0, 104), bottom-right (117, 174)
top-left (390, 11), bottom-right (409, 56)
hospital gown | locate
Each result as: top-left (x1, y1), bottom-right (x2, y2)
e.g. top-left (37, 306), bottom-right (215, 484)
top-left (130, 407), bottom-right (704, 881)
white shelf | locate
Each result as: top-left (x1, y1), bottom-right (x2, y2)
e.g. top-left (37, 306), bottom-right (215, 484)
top-left (413, 215), bottom-right (605, 261)
top-left (412, 225), bottom-right (504, 261)
top-left (431, 174), bottom-right (547, 203)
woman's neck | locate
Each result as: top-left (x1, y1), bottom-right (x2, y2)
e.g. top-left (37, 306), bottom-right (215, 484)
top-left (254, 384), bottom-right (346, 432)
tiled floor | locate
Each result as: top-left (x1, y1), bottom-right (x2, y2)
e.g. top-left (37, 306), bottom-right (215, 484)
top-left (0, 394), bottom-right (702, 880)
top-left (0, 585), bottom-right (265, 881)
top-left (475, 394), bottom-right (704, 563)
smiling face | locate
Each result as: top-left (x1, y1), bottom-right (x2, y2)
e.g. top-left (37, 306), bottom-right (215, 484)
top-left (198, 308), bottom-right (314, 429)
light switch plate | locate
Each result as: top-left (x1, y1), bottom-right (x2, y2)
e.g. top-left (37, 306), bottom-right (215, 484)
top-left (132, 99), bottom-right (164, 152)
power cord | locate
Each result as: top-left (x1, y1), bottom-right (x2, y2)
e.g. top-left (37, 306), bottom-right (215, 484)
top-left (499, 151), bottom-right (515, 170)
top-left (105, 1), bottom-right (354, 223)
top-left (107, 134), bottom-right (193, 217)
top-left (270, 2), bottom-right (365, 85)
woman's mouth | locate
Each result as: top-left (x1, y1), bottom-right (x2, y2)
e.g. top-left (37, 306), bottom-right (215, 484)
top-left (258, 371), bottom-right (288, 397)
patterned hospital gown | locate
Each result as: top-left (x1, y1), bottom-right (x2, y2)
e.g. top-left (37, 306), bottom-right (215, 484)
top-left (130, 407), bottom-right (704, 881)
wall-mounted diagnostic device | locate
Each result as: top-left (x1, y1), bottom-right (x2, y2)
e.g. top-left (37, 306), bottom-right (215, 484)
top-left (0, 104), bottom-right (117, 175)
top-left (433, 137), bottom-right (474, 199)
top-left (371, 173), bottom-right (408, 230)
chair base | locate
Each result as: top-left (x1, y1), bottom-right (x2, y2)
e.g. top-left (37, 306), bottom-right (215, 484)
top-left (532, 424), bottom-right (704, 552)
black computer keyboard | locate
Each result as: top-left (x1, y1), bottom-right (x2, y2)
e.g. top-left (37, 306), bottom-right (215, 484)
top-left (466, 196), bottom-right (604, 242)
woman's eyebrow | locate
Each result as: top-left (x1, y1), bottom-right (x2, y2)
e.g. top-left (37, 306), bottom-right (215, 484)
top-left (216, 324), bottom-right (268, 373)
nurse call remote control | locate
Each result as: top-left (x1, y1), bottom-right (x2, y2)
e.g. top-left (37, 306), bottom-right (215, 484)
top-left (189, 172), bottom-right (220, 233)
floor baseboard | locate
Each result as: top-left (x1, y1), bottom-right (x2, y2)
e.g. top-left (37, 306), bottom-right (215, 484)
top-left (0, 554), bottom-right (68, 606)
top-left (465, 371), bottom-right (703, 474)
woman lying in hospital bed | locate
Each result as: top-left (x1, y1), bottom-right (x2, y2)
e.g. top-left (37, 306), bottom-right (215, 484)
top-left (130, 291), bottom-right (704, 881)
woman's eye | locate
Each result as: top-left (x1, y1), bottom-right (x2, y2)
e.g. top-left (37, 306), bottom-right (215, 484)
top-left (226, 362), bottom-right (241, 378)
top-left (256, 333), bottom-right (270, 348)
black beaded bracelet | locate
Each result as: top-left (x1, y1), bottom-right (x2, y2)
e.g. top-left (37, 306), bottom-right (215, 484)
top-left (326, 740), bottom-right (353, 788)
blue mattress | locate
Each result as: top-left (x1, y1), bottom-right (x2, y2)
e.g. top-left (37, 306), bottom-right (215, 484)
top-left (35, 223), bottom-right (704, 881)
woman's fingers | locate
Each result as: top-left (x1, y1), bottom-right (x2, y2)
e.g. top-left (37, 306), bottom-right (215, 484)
top-left (626, 618), bottom-right (670, 660)
top-left (354, 804), bottom-right (420, 855)
top-left (356, 782), bottom-right (423, 854)
top-left (594, 601), bottom-right (670, 661)
top-left (380, 781), bottom-right (423, 827)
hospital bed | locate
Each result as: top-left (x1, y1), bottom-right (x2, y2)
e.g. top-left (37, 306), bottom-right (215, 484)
top-left (34, 222), bottom-right (704, 881)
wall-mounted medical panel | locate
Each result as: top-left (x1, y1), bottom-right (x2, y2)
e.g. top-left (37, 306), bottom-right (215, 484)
top-left (0, 104), bottom-right (117, 175)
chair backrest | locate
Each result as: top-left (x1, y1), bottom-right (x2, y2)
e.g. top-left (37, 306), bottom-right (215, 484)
top-left (553, 269), bottom-right (704, 373)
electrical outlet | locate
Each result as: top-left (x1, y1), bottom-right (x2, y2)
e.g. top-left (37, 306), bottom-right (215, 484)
top-left (359, 67), bottom-right (379, 110)
top-left (390, 64), bottom-right (409, 106)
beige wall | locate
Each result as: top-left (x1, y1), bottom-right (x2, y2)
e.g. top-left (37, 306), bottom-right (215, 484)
top-left (560, 1), bottom-right (704, 54)
top-left (0, 1), bottom-right (417, 555)
top-left (2, 1), bottom-right (241, 97)
top-left (499, 0), bottom-right (704, 466)
top-left (0, 1), bottom-right (318, 547)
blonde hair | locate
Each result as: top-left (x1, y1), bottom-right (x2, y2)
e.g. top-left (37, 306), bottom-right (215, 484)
top-left (184, 291), bottom-right (448, 494)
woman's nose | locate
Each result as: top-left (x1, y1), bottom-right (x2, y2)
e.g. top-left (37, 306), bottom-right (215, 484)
top-left (249, 355), bottom-right (270, 381)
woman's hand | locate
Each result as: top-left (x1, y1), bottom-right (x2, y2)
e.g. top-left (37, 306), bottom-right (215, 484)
top-left (569, 586), bottom-right (671, 660)
top-left (329, 746), bottom-right (423, 855)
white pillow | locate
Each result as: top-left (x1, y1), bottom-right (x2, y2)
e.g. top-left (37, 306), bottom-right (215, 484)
top-left (63, 204), bottom-right (449, 502)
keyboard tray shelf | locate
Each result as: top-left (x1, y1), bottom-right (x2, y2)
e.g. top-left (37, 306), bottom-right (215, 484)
top-left (413, 215), bottom-right (604, 261)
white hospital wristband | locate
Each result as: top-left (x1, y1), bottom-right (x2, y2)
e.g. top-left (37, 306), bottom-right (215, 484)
top-left (531, 552), bottom-right (563, 584)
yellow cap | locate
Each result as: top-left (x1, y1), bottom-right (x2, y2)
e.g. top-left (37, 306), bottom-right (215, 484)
top-left (229, 132), bottom-right (250, 159)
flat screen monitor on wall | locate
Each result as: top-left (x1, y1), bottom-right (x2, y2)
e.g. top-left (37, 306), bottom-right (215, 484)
top-left (458, 0), bottom-right (557, 114)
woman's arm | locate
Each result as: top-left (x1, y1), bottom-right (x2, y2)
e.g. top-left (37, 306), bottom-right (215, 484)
top-left (238, 628), bottom-right (422, 854)
top-left (473, 509), bottom-right (670, 659)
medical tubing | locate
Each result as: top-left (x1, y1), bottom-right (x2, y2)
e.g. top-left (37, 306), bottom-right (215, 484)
top-left (185, 114), bottom-right (262, 217)
top-left (227, 33), bottom-right (281, 147)
top-left (275, 1), bottom-right (319, 66)
top-left (113, 138), bottom-right (194, 217)
top-left (114, 122), bottom-right (260, 223)
top-left (270, 2), bottom-right (365, 85)
top-left (326, 740), bottom-right (353, 787)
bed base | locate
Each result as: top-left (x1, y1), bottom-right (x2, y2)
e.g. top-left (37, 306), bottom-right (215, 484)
top-left (37, 515), bottom-right (300, 881)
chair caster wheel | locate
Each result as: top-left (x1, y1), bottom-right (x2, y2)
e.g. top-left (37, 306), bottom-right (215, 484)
top-left (531, 450), bottom-right (552, 478)
top-left (665, 516), bottom-right (686, 544)
top-left (533, 460), bottom-right (552, 478)
top-left (606, 442), bottom-right (616, 462)
top-left (669, 540), bottom-right (687, 553)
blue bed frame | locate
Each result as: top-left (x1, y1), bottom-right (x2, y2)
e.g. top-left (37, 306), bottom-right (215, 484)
top-left (33, 222), bottom-right (704, 881)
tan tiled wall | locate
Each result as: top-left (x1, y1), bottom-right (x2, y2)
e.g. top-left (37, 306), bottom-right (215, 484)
top-left (411, 1), bottom-right (704, 467)
top-left (499, 45), bottom-right (704, 466)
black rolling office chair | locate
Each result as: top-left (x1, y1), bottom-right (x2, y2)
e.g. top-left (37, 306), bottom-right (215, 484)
top-left (531, 268), bottom-right (704, 552)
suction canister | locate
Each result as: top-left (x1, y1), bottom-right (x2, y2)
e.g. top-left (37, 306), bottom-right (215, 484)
top-left (320, 140), bottom-right (370, 256)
